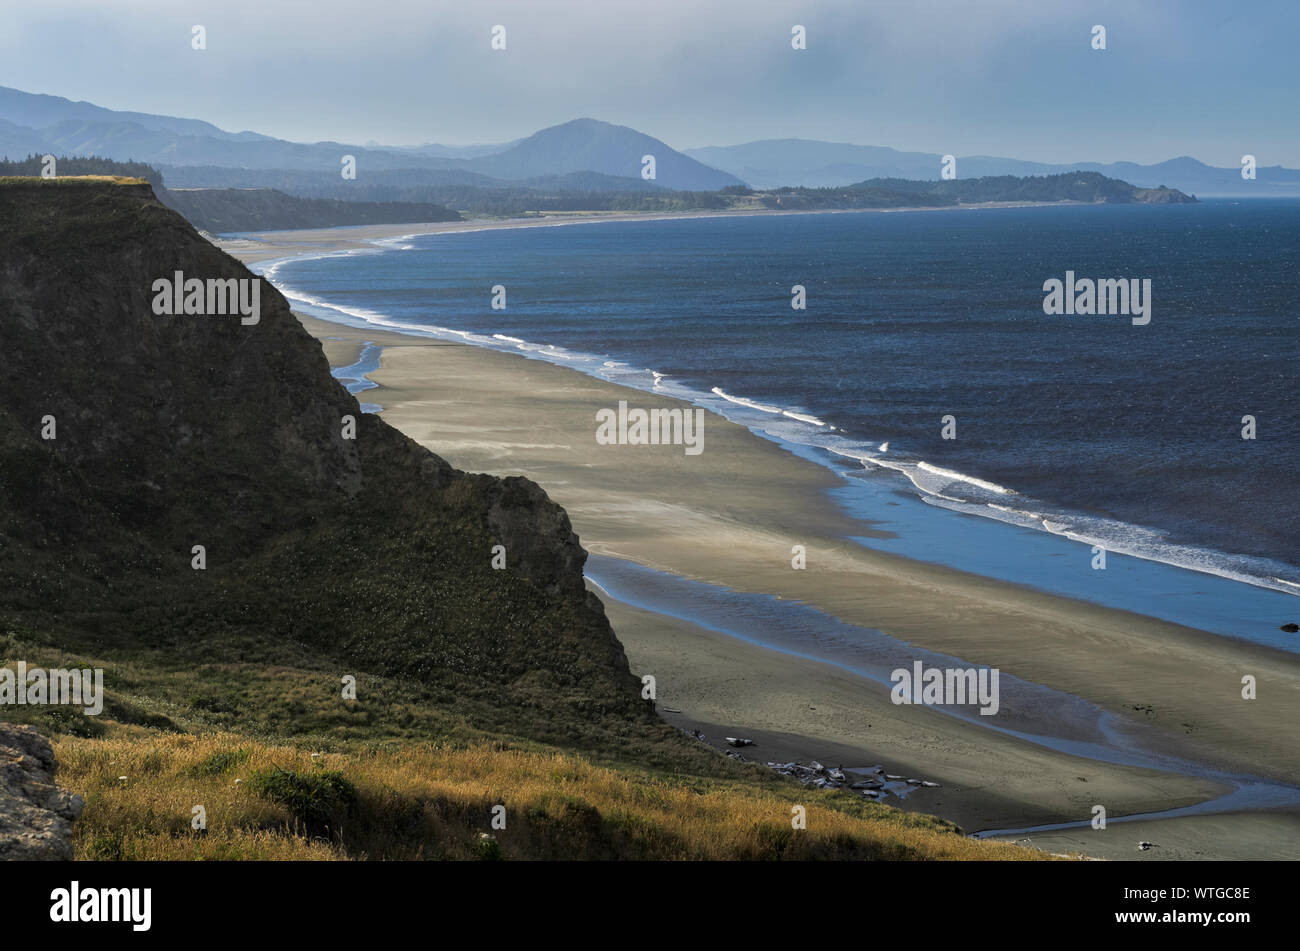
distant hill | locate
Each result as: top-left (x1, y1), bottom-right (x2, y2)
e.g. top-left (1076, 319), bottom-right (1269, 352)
top-left (685, 139), bottom-right (942, 189)
top-left (0, 87), bottom-right (739, 191)
top-left (0, 156), bottom-right (1193, 231)
top-left (466, 118), bottom-right (741, 190)
top-left (751, 172), bottom-right (1195, 210)
top-left (5, 86), bottom-right (1274, 197)
top-left (0, 117), bottom-right (48, 158)
top-left (158, 187), bottom-right (461, 232)
top-left (685, 138), bottom-right (1300, 197)
top-left (0, 86), bottom-right (272, 142)
top-left (0, 155), bottom-right (461, 232)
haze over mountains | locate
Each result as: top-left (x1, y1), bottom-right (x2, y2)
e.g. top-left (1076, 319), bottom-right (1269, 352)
top-left (684, 140), bottom-right (1300, 196)
top-left (0, 87), bottom-right (736, 191)
top-left (2, 85), bottom-right (1295, 196)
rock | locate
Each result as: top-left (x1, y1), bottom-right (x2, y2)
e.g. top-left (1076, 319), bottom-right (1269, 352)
top-left (827, 768), bottom-right (846, 782)
top-left (905, 778), bottom-right (922, 786)
top-left (725, 737), bottom-right (754, 747)
top-left (886, 774), bottom-right (904, 781)
top-left (920, 781), bottom-right (941, 788)
top-left (1137, 841), bottom-right (1155, 851)
top-left (850, 780), bottom-right (883, 790)
top-left (0, 724), bottom-right (84, 861)
top-left (1281, 623), bottom-right (1299, 633)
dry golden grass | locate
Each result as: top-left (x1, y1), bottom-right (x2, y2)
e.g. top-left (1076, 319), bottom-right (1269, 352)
top-left (0, 175), bottom-right (149, 186)
top-left (54, 732), bottom-right (1050, 861)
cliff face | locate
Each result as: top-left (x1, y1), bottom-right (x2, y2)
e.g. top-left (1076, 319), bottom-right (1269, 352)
top-left (0, 180), bottom-right (644, 741)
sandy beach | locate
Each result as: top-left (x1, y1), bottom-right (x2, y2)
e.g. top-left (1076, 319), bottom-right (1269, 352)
top-left (226, 219), bottom-right (1300, 861)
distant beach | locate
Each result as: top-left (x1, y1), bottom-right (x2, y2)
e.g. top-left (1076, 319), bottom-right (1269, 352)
top-left (226, 216), bottom-right (1300, 861)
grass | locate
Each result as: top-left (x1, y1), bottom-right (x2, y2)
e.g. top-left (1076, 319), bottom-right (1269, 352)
top-left (0, 175), bottom-right (150, 186)
top-left (54, 732), bottom-right (1049, 861)
top-left (3, 628), bottom-right (1055, 861)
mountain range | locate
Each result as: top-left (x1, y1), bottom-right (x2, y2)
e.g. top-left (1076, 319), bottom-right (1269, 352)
top-left (0, 87), bottom-right (736, 191)
top-left (684, 139), bottom-right (1300, 196)
top-left (2, 85), bottom-right (1296, 196)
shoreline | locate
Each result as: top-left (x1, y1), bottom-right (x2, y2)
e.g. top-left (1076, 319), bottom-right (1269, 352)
top-left (222, 211), bottom-right (1300, 613)
top-left (226, 222), bottom-right (1300, 861)
top-left (216, 199), bottom-right (1097, 266)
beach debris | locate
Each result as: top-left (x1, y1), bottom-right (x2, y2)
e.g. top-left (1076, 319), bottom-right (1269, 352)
top-left (723, 749), bottom-right (747, 762)
top-left (1281, 623), bottom-right (1299, 633)
top-left (1137, 841), bottom-right (1156, 851)
top-left (756, 759), bottom-right (941, 798)
top-left (725, 737), bottom-right (754, 747)
top-left (660, 706), bottom-right (683, 713)
top-left (690, 729), bottom-right (707, 742)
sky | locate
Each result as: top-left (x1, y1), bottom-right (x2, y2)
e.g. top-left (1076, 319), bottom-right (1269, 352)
top-left (2, 0), bottom-right (1296, 166)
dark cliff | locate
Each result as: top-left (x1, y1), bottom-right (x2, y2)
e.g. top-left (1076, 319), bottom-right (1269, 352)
top-left (0, 179), bottom-right (646, 745)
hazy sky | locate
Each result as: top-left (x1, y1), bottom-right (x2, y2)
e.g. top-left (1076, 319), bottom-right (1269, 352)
top-left (3, 0), bottom-right (1295, 165)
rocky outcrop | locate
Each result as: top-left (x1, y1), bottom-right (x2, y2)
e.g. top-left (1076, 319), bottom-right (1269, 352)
top-left (0, 180), bottom-right (646, 743)
top-left (0, 724), bottom-right (82, 861)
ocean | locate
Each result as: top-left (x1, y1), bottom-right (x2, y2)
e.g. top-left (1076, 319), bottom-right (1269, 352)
top-left (253, 199), bottom-right (1300, 640)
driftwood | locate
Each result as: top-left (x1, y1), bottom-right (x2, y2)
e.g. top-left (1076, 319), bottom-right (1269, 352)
top-left (759, 758), bottom-right (940, 798)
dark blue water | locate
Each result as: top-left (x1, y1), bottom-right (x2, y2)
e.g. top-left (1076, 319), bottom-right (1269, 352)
top-left (258, 201), bottom-right (1300, 600)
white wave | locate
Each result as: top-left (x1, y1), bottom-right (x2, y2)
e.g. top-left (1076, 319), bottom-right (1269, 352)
top-left (492, 334), bottom-right (525, 344)
top-left (827, 446), bottom-right (882, 466)
top-left (782, 410), bottom-right (827, 427)
top-left (706, 388), bottom-right (828, 428)
top-left (916, 461), bottom-right (1014, 496)
top-left (710, 387), bottom-right (782, 414)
